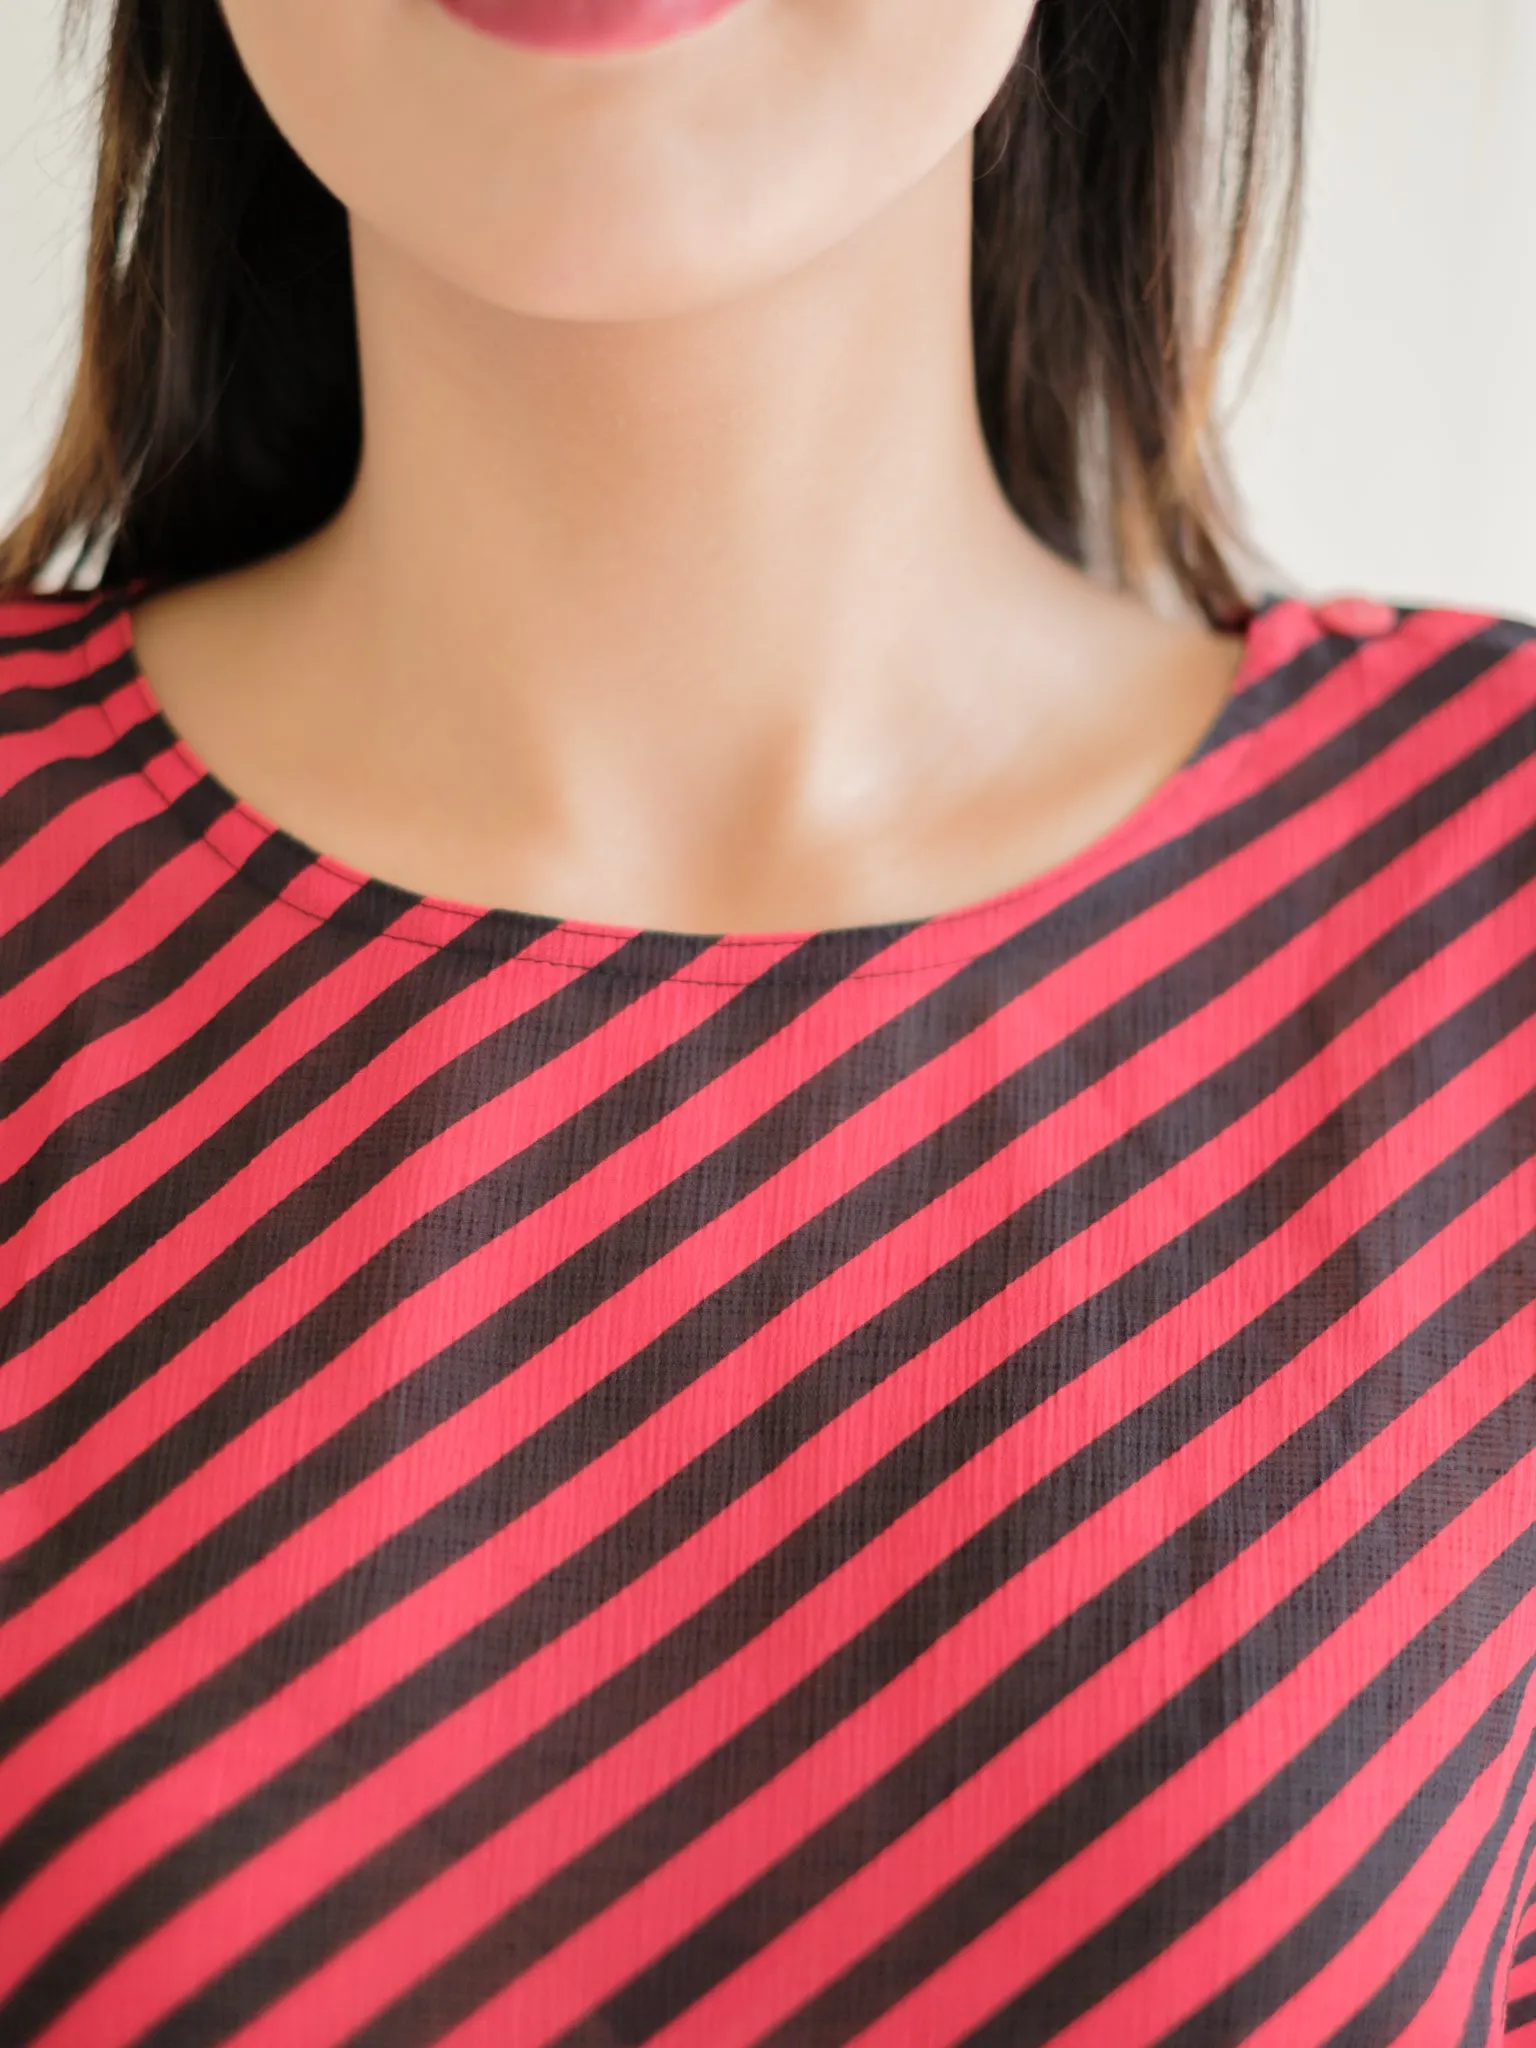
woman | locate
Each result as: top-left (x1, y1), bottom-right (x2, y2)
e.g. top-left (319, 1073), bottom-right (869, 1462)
top-left (1, 0), bottom-right (1534, 2041)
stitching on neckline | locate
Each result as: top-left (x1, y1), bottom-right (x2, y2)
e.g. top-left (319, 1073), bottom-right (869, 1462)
top-left (84, 587), bottom-right (1277, 985)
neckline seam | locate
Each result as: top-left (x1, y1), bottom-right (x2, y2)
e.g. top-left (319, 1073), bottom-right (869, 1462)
top-left (89, 587), bottom-right (1276, 984)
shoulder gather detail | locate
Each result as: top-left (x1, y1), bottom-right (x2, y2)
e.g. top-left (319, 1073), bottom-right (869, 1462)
top-left (1313, 595), bottom-right (1401, 640)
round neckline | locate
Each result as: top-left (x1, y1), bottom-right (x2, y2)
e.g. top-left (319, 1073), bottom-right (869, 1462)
top-left (96, 581), bottom-right (1285, 983)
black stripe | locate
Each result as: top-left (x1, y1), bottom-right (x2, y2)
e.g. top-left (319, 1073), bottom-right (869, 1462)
top-left (0, 591), bottom-right (127, 663)
top-left (0, 682), bottom-right (182, 866)
top-left (0, 660), bottom-right (143, 758)
top-left (1156, 1700), bottom-right (1536, 2046)
top-left (1403, 1748), bottom-right (1536, 2048)
top-left (956, 1653), bottom-right (1536, 2048)
top-left (586, 1264), bottom-right (1536, 2048)
top-left (0, 775), bottom-right (240, 1033)
top-left (0, 920), bottom-right (874, 1504)
top-left (14, 1100), bottom-right (1530, 2037)
top-left (7, 624), bottom-right (1522, 1599)
top-left (0, 616), bottom-right (1476, 1358)
top-left (0, 831), bottom-right (319, 1120)
top-left (0, 904), bottom-right (682, 1370)
top-left (0, 865), bottom-right (400, 1224)
top-left (339, 1391), bottom-right (1536, 2048)
top-left (1290, 1707), bottom-right (1536, 2048)
top-left (3, 602), bottom-right (1536, 2031)
top-left (5, 748), bottom-right (1530, 1794)
top-left (0, 871), bottom-right (567, 1247)
top-left (9, 656), bottom-right (1530, 1701)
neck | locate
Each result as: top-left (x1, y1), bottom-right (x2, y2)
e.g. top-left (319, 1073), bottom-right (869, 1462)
top-left (308, 136), bottom-right (1074, 786)
top-left (132, 132), bottom-right (1236, 934)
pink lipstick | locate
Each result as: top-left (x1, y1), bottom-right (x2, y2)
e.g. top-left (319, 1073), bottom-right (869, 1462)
top-left (433, 0), bottom-right (750, 55)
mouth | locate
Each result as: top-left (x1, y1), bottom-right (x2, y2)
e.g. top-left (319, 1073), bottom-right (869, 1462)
top-left (431, 0), bottom-right (751, 55)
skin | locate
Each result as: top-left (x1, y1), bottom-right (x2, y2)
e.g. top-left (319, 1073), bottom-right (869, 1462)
top-left (131, 0), bottom-right (1250, 935)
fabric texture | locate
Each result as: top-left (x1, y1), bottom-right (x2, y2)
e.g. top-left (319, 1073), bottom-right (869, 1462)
top-left (2, 581), bottom-right (1536, 2047)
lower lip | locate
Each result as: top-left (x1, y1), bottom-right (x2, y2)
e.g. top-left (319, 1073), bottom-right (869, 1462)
top-left (433, 0), bottom-right (748, 54)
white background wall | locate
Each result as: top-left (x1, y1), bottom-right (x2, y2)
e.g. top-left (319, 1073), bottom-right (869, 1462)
top-left (1222, 0), bottom-right (1536, 621)
top-left (2, 0), bottom-right (1534, 621)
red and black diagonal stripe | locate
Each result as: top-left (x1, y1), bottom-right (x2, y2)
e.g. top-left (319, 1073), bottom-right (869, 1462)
top-left (1, 583), bottom-right (1535, 2048)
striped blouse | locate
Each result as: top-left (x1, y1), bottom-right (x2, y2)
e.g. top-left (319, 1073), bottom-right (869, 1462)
top-left (2, 581), bottom-right (1536, 2048)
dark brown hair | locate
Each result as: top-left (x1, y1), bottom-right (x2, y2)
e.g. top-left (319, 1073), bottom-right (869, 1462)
top-left (0, 0), bottom-right (1305, 627)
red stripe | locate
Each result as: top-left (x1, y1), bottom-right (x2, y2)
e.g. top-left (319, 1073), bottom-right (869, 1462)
top-left (1045, 1575), bottom-right (1536, 2048)
top-left (0, 593), bottom-right (1531, 2031)
top-left (4, 806), bottom-right (1531, 1961)
top-left (1256, 1720), bottom-right (1536, 2048)
top-left (30, 1114), bottom-right (1531, 2048)
top-left (0, 918), bottom-right (665, 1424)
top-left (0, 596), bottom-right (104, 644)
top-left (9, 623), bottom-right (1523, 1672)
top-left (0, 832), bottom-right (275, 1088)
top-left (0, 919), bottom-right (510, 1317)
top-left (1509, 1952), bottom-right (1536, 2013)
top-left (0, 603), bottom-right (1475, 1336)
top-left (392, 1441), bottom-right (1536, 2048)
top-left (659, 1363), bottom-right (1536, 2048)
top-left (1390, 1755), bottom-right (1536, 2048)
top-left (0, 677), bottom-right (148, 803)
top-left (1, 920), bottom-right (875, 1423)
top-left (0, 762), bottom-right (176, 954)
top-left (76, 1220), bottom-right (1536, 2048)
top-left (0, 601), bottom-right (1485, 1434)
top-left (0, 609), bottom-right (134, 712)
top-left (825, 1496), bottom-right (1536, 2048)
top-left (0, 891), bottom-right (341, 1171)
